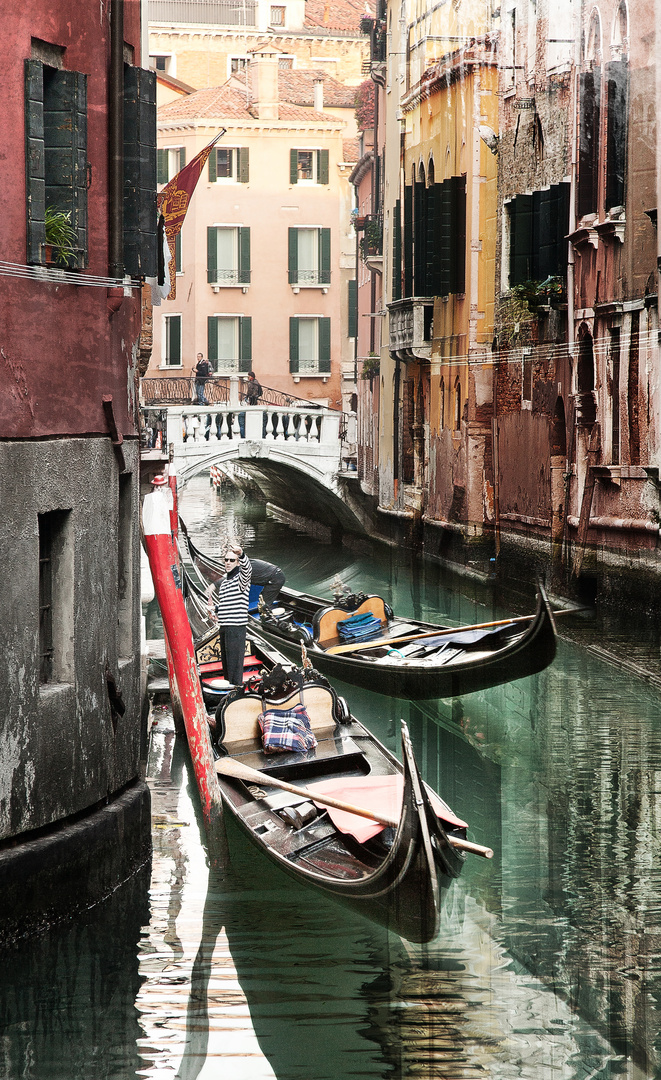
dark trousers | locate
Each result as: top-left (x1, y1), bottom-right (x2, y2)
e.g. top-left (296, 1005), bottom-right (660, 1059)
top-left (260, 569), bottom-right (286, 609)
top-left (219, 625), bottom-right (247, 686)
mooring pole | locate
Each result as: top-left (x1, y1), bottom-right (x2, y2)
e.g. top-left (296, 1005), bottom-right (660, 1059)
top-left (142, 481), bottom-right (226, 863)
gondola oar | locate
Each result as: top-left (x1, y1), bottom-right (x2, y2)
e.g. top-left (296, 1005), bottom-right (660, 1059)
top-left (216, 758), bottom-right (494, 858)
top-left (325, 606), bottom-right (587, 656)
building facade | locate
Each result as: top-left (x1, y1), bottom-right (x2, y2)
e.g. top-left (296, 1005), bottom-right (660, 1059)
top-left (1, 0), bottom-right (155, 940)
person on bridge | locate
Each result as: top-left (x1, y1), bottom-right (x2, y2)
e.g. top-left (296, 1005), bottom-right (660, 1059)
top-left (194, 353), bottom-right (212, 405)
top-left (244, 371), bottom-right (262, 405)
top-left (207, 544), bottom-right (252, 687)
top-left (250, 558), bottom-right (286, 615)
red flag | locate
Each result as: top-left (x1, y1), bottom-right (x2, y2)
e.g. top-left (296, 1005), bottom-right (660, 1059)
top-left (157, 130), bottom-right (225, 300)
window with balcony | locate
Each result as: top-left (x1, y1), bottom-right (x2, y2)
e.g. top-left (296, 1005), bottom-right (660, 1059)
top-left (208, 315), bottom-right (252, 373)
top-left (289, 317), bottom-right (331, 375)
top-left (288, 227), bottom-right (330, 287)
top-left (207, 226), bottom-right (251, 286)
top-left (208, 146), bottom-right (249, 183)
top-left (290, 149), bottom-right (329, 185)
top-left (163, 314), bottom-right (182, 366)
top-left (157, 145), bottom-right (185, 185)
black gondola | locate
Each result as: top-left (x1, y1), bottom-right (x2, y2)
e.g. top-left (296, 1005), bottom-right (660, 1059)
top-left (181, 525), bottom-right (557, 701)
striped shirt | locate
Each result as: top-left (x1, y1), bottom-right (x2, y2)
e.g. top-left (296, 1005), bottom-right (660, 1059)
top-left (214, 553), bottom-right (252, 626)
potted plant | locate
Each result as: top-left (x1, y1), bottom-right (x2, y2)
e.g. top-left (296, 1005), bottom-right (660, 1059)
top-left (359, 217), bottom-right (382, 261)
top-left (44, 206), bottom-right (77, 267)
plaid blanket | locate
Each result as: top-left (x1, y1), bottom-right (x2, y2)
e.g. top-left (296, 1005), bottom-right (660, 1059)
top-left (258, 704), bottom-right (317, 754)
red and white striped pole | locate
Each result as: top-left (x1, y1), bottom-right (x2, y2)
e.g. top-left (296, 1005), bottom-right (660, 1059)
top-left (143, 478), bottom-right (225, 855)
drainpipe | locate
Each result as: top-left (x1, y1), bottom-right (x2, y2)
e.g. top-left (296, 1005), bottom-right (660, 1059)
top-left (109, 0), bottom-right (124, 279)
top-left (567, 3), bottom-right (580, 371)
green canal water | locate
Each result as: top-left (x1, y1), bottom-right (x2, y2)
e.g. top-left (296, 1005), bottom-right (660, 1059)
top-left (2, 474), bottom-right (661, 1079)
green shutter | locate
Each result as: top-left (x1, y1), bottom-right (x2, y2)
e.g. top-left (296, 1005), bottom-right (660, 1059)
top-left (438, 179), bottom-right (452, 295)
top-left (317, 148), bottom-right (329, 185)
top-left (403, 185), bottom-right (413, 298)
top-left (290, 148), bottom-right (298, 185)
top-left (288, 227), bottom-right (298, 284)
top-left (207, 227), bottom-right (217, 283)
top-left (392, 198), bottom-right (402, 301)
top-left (44, 69), bottom-right (88, 267)
top-left (123, 65), bottom-right (157, 278)
top-left (510, 193), bottom-right (533, 286)
top-left (169, 316), bottom-right (181, 363)
top-left (208, 148), bottom-right (217, 182)
top-left (25, 60), bottom-right (46, 264)
top-left (318, 318), bottom-right (331, 373)
top-left (425, 184), bottom-right (435, 296)
top-left (157, 148), bottom-right (168, 184)
top-left (179, 147), bottom-right (186, 169)
top-left (450, 175), bottom-right (466, 294)
top-left (208, 316), bottom-right (218, 363)
top-left (239, 317), bottom-right (252, 371)
top-left (348, 279), bottom-right (357, 338)
top-left (238, 227), bottom-right (251, 284)
top-left (238, 147), bottom-right (250, 183)
top-left (289, 317), bottom-right (299, 372)
top-left (319, 228), bottom-right (331, 284)
top-left (175, 230), bottom-right (182, 273)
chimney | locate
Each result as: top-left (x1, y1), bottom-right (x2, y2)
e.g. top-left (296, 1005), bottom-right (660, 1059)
top-left (249, 43), bottom-right (280, 120)
top-left (313, 78), bottom-right (324, 112)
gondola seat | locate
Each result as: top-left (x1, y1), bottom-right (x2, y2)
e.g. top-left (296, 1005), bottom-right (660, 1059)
top-left (314, 596), bottom-right (390, 650)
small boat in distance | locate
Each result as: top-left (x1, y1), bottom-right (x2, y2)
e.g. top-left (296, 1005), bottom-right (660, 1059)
top-left (181, 523), bottom-right (557, 701)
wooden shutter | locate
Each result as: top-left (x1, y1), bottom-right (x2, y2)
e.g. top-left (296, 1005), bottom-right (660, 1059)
top-left (425, 184), bottom-right (435, 296)
top-left (179, 147), bottom-right (186, 169)
top-left (318, 318), bottom-right (331, 373)
top-left (348, 279), bottom-right (357, 338)
top-left (289, 318), bottom-right (299, 372)
top-left (175, 230), bottom-right (182, 273)
top-left (392, 198), bottom-right (402, 301)
top-left (208, 316), bottom-right (218, 362)
top-left (438, 180), bottom-right (452, 295)
top-left (239, 317), bottom-right (252, 371)
top-left (552, 182), bottom-right (570, 276)
top-left (238, 227), bottom-right (251, 284)
top-left (403, 185), bottom-right (413, 298)
top-left (238, 147), bottom-right (250, 183)
top-left (157, 149), bottom-right (168, 185)
top-left (317, 149), bottom-right (329, 184)
top-left (606, 61), bottom-right (628, 210)
top-left (290, 148), bottom-right (298, 185)
top-left (169, 316), bottom-right (181, 364)
top-left (413, 180), bottom-right (425, 296)
top-left (288, 227), bottom-right (298, 284)
top-left (207, 227), bottom-right (217, 283)
top-left (123, 65), bottom-right (157, 278)
top-left (208, 148), bottom-right (217, 183)
top-left (534, 188), bottom-right (554, 280)
top-left (509, 194), bottom-right (533, 285)
top-left (319, 228), bottom-right (331, 284)
top-left (44, 68), bottom-right (88, 267)
top-left (578, 71), bottom-right (600, 218)
top-left (450, 175), bottom-right (466, 294)
top-left (25, 60), bottom-right (46, 264)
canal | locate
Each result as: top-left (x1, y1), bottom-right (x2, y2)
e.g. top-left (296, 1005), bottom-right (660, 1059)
top-left (2, 473), bottom-right (661, 1079)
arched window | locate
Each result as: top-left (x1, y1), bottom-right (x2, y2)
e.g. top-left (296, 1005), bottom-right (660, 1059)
top-left (454, 379), bottom-right (462, 430)
top-left (578, 10), bottom-right (602, 217)
top-left (440, 379), bottom-right (445, 428)
top-left (605, 2), bottom-right (628, 210)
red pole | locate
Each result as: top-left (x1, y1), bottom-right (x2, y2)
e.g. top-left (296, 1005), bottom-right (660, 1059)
top-left (142, 483), bottom-right (225, 852)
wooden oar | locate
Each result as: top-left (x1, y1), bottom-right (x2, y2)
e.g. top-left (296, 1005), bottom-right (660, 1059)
top-left (215, 758), bottom-right (493, 858)
top-left (324, 605), bottom-right (587, 657)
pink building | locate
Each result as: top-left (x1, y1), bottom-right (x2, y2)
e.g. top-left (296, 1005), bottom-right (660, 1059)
top-left (147, 45), bottom-right (358, 409)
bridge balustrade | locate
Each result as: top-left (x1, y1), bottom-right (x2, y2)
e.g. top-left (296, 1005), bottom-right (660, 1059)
top-left (164, 403), bottom-right (341, 448)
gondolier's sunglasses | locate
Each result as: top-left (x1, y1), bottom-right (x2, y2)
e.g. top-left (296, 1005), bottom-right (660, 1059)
top-left (224, 557), bottom-right (238, 563)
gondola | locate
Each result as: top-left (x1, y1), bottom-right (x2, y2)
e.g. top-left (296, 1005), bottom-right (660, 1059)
top-left (181, 562), bottom-right (488, 943)
top-left (181, 524), bottom-right (557, 701)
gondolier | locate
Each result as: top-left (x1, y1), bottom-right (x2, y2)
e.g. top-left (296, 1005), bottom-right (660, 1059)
top-left (250, 558), bottom-right (286, 614)
top-left (207, 544), bottom-right (252, 686)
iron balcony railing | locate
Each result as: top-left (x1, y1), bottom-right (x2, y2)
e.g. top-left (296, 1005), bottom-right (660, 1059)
top-left (140, 377), bottom-right (342, 411)
top-left (149, 0), bottom-right (256, 25)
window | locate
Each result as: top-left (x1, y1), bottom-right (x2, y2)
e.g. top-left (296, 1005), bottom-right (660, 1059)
top-left (278, 56), bottom-right (294, 69)
top-left (117, 474), bottom-right (133, 658)
top-left (609, 328), bottom-right (621, 464)
top-left (25, 58), bottom-right (88, 267)
top-left (207, 226), bottom-right (251, 286)
top-left (522, 350), bottom-right (533, 406)
top-left (164, 314), bottom-right (182, 365)
top-left (290, 148), bottom-right (330, 185)
top-left (454, 380), bottom-right (462, 431)
top-left (289, 317), bottom-right (331, 375)
top-left (38, 510), bottom-right (73, 685)
top-left (508, 183), bottom-right (570, 286)
top-left (208, 146), bottom-right (249, 183)
top-left (440, 379), bottom-right (445, 428)
top-left (230, 56), bottom-right (249, 74)
top-left (157, 146), bottom-right (185, 185)
top-left (123, 66), bottom-right (157, 278)
top-left (348, 279), bottom-right (357, 338)
top-left (288, 227), bottom-right (330, 286)
top-left (208, 315), bottom-right (252, 373)
top-left (175, 230), bottom-right (182, 274)
top-left (270, 5), bottom-right (286, 25)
